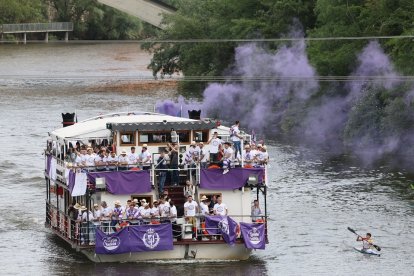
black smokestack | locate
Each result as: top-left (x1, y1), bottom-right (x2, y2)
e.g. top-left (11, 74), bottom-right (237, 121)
top-left (62, 113), bottom-right (75, 127)
top-left (188, 110), bottom-right (201, 120)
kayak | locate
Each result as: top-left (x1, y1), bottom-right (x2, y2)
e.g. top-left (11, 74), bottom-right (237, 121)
top-left (353, 247), bottom-right (381, 256)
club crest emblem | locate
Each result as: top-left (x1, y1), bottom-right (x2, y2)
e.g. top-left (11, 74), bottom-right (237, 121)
top-left (143, 228), bottom-right (160, 249)
top-left (103, 236), bottom-right (121, 251)
top-left (218, 218), bottom-right (229, 234)
top-left (248, 227), bottom-right (260, 244)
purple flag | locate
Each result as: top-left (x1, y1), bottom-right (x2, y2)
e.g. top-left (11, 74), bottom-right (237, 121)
top-left (200, 168), bottom-right (264, 190)
top-left (87, 170), bottom-right (151, 195)
top-left (240, 222), bottom-right (266, 250)
top-left (129, 223), bottom-right (173, 252)
top-left (67, 170), bottom-right (76, 193)
top-left (95, 227), bottom-right (131, 254)
top-left (205, 216), bottom-right (238, 245)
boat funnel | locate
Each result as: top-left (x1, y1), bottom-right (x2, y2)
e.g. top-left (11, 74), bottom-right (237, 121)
top-left (188, 110), bottom-right (201, 120)
top-left (62, 113), bottom-right (76, 127)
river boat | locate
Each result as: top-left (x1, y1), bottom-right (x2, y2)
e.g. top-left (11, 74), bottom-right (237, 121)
top-left (44, 111), bottom-right (268, 262)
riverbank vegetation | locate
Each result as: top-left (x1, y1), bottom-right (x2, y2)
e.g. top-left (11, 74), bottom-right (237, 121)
top-left (145, 0), bottom-right (414, 167)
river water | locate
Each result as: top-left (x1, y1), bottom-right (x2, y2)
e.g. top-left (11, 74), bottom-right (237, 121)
top-left (0, 43), bottom-right (413, 276)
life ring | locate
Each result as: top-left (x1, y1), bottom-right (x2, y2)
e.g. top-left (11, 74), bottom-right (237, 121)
top-left (243, 164), bottom-right (253, 169)
top-left (255, 219), bottom-right (265, 224)
top-left (150, 220), bottom-right (161, 225)
top-left (130, 167), bottom-right (141, 171)
top-left (208, 164), bottom-right (220, 169)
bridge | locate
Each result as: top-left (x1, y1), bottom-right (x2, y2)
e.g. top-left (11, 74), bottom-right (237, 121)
top-left (97, 0), bottom-right (176, 29)
top-left (0, 22), bottom-right (73, 43)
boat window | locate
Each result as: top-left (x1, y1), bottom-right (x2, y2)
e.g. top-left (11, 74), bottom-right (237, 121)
top-left (138, 131), bottom-right (190, 145)
top-left (193, 130), bottom-right (209, 143)
top-left (120, 132), bottom-right (135, 145)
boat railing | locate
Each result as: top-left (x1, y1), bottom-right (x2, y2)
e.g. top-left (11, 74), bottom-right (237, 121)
top-left (46, 202), bottom-right (268, 247)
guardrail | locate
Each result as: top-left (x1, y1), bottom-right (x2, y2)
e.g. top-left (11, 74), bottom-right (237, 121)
top-left (1, 22), bottom-right (73, 34)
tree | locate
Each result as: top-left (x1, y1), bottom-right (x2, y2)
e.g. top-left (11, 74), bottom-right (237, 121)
top-left (0, 0), bottom-right (46, 24)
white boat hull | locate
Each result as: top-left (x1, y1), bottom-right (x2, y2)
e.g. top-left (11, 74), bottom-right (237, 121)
top-left (81, 243), bottom-right (252, 262)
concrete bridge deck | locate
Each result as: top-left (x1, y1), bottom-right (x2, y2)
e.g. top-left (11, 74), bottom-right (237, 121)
top-left (97, 0), bottom-right (176, 29)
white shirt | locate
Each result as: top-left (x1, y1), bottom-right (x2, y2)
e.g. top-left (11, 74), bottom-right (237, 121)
top-left (118, 155), bottom-right (128, 164)
top-left (199, 147), bottom-right (208, 162)
top-left (93, 209), bottom-right (102, 221)
top-left (101, 207), bottom-right (112, 220)
top-left (128, 152), bottom-right (139, 165)
top-left (159, 202), bottom-right (170, 217)
top-left (223, 147), bottom-right (233, 159)
top-left (151, 206), bottom-right (160, 216)
top-left (81, 211), bottom-right (94, 221)
top-left (184, 201), bottom-right (198, 217)
top-left (83, 153), bottom-right (95, 166)
top-left (141, 208), bottom-right (152, 219)
top-left (200, 202), bottom-right (209, 216)
top-left (139, 151), bottom-right (151, 164)
top-left (243, 150), bottom-right (254, 163)
top-left (231, 125), bottom-right (241, 142)
top-left (209, 138), bottom-right (222, 154)
top-left (214, 203), bottom-right (228, 216)
top-left (170, 205), bottom-right (177, 222)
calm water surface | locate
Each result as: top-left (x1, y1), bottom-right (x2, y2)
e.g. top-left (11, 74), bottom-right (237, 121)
top-left (0, 44), bottom-right (413, 276)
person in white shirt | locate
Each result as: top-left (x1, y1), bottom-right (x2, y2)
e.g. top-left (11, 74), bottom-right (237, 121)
top-left (184, 195), bottom-right (199, 240)
top-left (94, 150), bottom-right (106, 171)
top-left (83, 147), bottom-right (96, 169)
top-left (198, 142), bottom-right (208, 168)
top-left (221, 142), bottom-right (233, 174)
top-left (140, 203), bottom-right (152, 224)
top-left (151, 200), bottom-right (160, 218)
top-left (118, 150), bottom-right (129, 171)
top-left (125, 202), bottom-right (140, 225)
top-left (208, 132), bottom-right (222, 163)
top-left (213, 196), bottom-right (228, 216)
top-left (106, 151), bottom-right (118, 171)
top-left (256, 145), bottom-right (269, 167)
top-left (199, 195), bottom-right (210, 216)
top-left (242, 144), bottom-right (255, 168)
top-left (139, 144), bottom-right (151, 170)
top-left (92, 203), bottom-right (101, 227)
top-left (79, 206), bottom-right (95, 245)
top-left (230, 121), bottom-right (243, 159)
top-left (159, 197), bottom-right (171, 222)
top-left (128, 146), bottom-right (139, 167)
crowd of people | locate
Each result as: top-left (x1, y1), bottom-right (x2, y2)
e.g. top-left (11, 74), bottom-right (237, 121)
top-left (68, 193), bottom-right (263, 245)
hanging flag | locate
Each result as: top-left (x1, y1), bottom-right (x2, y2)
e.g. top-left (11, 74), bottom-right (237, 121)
top-left (129, 223), bottom-right (173, 252)
top-left (205, 216), bottom-right (238, 245)
top-left (95, 227), bottom-right (131, 254)
top-left (239, 222), bottom-right (266, 250)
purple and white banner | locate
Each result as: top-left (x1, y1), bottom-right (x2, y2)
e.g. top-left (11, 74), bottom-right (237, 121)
top-left (95, 227), bottom-right (131, 254)
top-left (239, 222), bottom-right (266, 250)
top-left (205, 216), bottom-right (238, 245)
top-left (87, 170), bottom-right (151, 195)
top-left (129, 223), bottom-right (173, 252)
top-left (200, 168), bottom-right (264, 190)
top-left (95, 224), bottom-right (173, 254)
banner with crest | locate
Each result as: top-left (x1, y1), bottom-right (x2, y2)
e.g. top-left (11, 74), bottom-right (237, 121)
top-left (129, 223), bottom-right (173, 252)
top-left (95, 224), bottom-right (173, 254)
top-left (95, 227), bottom-right (131, 254)
top-left (205, 216), bottom-right (238, 245)
top-left (239, 222), bottom-right (266, 250)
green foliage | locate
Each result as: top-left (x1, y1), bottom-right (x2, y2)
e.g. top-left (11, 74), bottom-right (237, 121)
top-left (144, 0), bottom-right (316, 93)
top-left (0, 0), bottom-right (47, 24)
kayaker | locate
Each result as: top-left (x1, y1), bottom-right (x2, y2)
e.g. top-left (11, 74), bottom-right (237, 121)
top-left (357, 233), bottom-right (375, 252)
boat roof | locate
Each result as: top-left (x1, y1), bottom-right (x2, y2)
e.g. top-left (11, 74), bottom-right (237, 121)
top-left (50, 111), bottom-right (218, 142)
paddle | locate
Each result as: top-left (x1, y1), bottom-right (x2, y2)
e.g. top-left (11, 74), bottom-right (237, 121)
top-left (347, 227), bottom-right (381, 251)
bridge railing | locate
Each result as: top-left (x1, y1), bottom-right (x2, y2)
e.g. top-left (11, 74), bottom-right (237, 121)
top-left (1, 22), bottom-right (73, 34)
